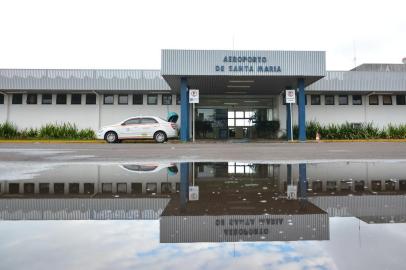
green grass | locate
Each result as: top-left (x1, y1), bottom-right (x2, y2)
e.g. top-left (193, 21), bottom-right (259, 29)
top-left (0, 122), bottom-right (95, 140)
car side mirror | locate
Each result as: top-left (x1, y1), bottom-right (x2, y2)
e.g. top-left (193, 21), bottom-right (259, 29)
top-left (121, 123), bottom-right (126, 126)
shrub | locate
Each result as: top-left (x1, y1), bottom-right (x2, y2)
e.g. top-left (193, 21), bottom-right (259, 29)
top-left (0, 122), bottom-right (95, 140)
top-left (0, 122), bottom-right (19, 138)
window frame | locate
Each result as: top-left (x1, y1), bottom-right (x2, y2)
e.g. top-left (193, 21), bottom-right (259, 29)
top-left (382, 95), bottom-right (393, 105)
top-left (162, 94), bottom-right (172, 105)
top-left (352, 95), bottom-right (362, 105)
top-left (26, 93), bottom-right (38, 105)
top-left (338, 95), bottom-right (349, 105)
top-left (118, 94), bottom-right (128, 105)
top-left (132, 94), bottom-right (143, 105)
top-left (310, 95), bottom-right (321, 105)
top-left (140, 117), bottom-right (158, 124)
top-left (86, 94), bottom-right (97, 105)
top-left (71, 94), bottom-right (82, 105)
top-left (147, 94), bottom-right (158, 105)
top-left (325, 95), bottom-right (335, 105)
top-left (369, 95), bottom-right (379, 105)
top-left (103, 94), bottom-right (114, 105)
top-left (56, 94), bottom-right (67, 105)
top-left (123, 118), bottom-right (140, 125)
top-left (41, 94), bottom-right (53, 105)
top-left (12, 93), bottom-right (23, 104)
top-left (396, 95), bottom-right (405, 105)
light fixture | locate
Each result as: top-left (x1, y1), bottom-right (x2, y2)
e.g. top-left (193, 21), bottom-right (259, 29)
top-left (228, 80), bottom-right (255, 83)
top-left (226, 85), bottom-right (251, 88)
top-left (224, 102), bottom-right (239, 105)
top-left (243, 100), bottom-right (260, 103)
top-left (225, 91), bottom-right (247, 94)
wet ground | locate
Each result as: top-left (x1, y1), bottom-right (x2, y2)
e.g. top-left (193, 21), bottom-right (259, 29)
top-left (1, 142), bottom-right (406, 162)
top-left (1, 161), bottom-right (406, 269)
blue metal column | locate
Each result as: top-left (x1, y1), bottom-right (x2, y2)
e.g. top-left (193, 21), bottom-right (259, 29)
top-left (180, 162), bottom-right (189, 210)
top-left (298, 78), bottom-right (306, 142)
top-left (180, 78), bottom-right (189, 141)
top-left (286, 97), bottom-right (292, 141)
top-left (287, 164), bottom-right (292, 186)
top-left (299, 163), bottom-right (307, 200)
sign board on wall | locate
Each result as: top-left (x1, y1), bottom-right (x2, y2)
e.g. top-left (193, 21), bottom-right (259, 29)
top-left (189, 186), bottom-right (199, 201)
top-left (285, 89), bottom-right (296, 104)
top-left (189, 89), bottom-right (199, 103)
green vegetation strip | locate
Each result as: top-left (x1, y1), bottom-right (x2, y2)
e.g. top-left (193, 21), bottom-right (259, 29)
top-left (293, 121), bottom-right (406, 140)
top-left (0, 122), bottom-right (96, 140)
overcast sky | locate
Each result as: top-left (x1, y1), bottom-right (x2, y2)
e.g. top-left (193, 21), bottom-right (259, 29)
top-left (0, 0), bottom-right (405, 70)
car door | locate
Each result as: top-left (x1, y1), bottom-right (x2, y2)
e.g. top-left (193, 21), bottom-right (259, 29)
top-left (139, 117), bottom-right (160, 138)
top-left (119, 118), bottom-right (140, 138)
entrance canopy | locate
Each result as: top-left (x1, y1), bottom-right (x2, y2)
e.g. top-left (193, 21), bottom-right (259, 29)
top-left (161, 49), bottom-right (326, 94)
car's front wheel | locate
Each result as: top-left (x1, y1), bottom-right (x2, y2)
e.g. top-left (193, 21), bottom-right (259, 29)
top-left (154, 131), bottom-right (167, 143)
top-left (105, 131), bottom-right (118, 143)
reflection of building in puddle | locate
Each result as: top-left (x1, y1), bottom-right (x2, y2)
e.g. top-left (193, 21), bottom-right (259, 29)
top-left (1, 161), bottom-right (406, 235)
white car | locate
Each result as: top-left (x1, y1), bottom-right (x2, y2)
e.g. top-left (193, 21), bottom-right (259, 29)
top-left (96, 114), bottom-right (178, 143)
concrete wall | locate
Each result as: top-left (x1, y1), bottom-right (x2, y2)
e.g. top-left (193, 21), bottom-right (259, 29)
top-left (2, 93), bottom-right (180, 131)
top-left (278, 94), bottom-right (406, 133)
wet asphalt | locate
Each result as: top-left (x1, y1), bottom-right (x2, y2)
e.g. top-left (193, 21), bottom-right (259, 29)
top-left (0, 141), bottom-right (406, 163)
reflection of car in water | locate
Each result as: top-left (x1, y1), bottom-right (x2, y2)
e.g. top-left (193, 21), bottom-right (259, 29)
top-left (120, 163), bottom-right (178, 175)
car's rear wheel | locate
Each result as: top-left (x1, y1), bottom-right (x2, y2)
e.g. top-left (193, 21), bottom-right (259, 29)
top-left (154, 131), bottom-right (167, 143)
top-left (105, 131), bottom-right (118, 143)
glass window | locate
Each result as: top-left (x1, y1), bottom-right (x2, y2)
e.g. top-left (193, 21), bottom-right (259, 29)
top-left (54, 183), bottom-right (65, 194)
top-left (227, 111), bottom-right (234, 118)
top-left (396, 95), bottom-right (405, 105)
top-left (0, 94), bottom-right (4, 104)
top-left (84, 183), bottom-right (94, 194)
top-left (147, 94), bottom-right (158, 105)
top-left (8, 183), bottom-right (19, 194)
top-left (161, 183), bottom-right (172, 194)
top-left (146, 183), bottom-right (157, 194)
top-left (56, 94), bottom-right (67, 104)
top-left (86, 94), bottom-right (97, 104)
top-left (12, 94), bottom-right (23, 104)
top-left (310, 95), bottom-right (321, 105)
top-left (102, 183), bottom-right (112, 193)
top-left (383, 95), bottom-right (392, 105)
top-left (162, 94), bottom-right (172, 105)
top-left (124, 118), bottom-right (140, 125)
top-left (339, 95), bottom-right (348, 105)
top-left (235, 111), bottom-right (244, 118)
top-left (71, 94), bottom-right (82, 105)
top-left (117, 183), bottom-right (127, 193)
top-left (133, 94), bottom-right (143, 105)
top-left (39, 183), bottom-right (49, 194)
top-left (24, 183), bottom-right (35, 194)
top-left (141, 118), bottom-right (158, 124)
top-left (176, 94), bottom-right (181, 105)
top-left (325, 95), bottom-right (335, 105)
top-left (352, 95), bottom-right (362, 105)
top-left (131, 183), bottom-right (142, 193)
top-left (42, 94), bottom-right (52, 105)
top-left (69, 183), bottom-right (79, 194)
top-left (118, 94), bottom-right (128, 105)
top-left (26, 94), bottom-right (37, 104)
top-left (369, 95), bottom-right (378, 105)
top-left (104, 94), bottom-right (114, 105)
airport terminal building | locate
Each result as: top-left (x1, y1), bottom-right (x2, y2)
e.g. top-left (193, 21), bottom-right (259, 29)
top-left (1, 49), bottom-right (406, 141)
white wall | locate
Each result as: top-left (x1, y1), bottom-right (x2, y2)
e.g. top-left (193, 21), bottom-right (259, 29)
top-left (3, 93), bottom-right (180, 131)
top-left (278, 94), bottom-right (406, 132)
top-left (0, 94), bottom-right (8, 123)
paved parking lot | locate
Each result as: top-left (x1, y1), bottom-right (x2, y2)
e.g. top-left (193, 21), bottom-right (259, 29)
top-left (1, 142), bottom-right (406, 163)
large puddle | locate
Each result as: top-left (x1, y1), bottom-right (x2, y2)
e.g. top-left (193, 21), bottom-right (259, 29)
top-left (1, 161), bottom-right (406, 269)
